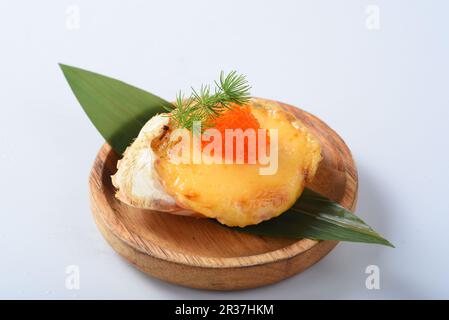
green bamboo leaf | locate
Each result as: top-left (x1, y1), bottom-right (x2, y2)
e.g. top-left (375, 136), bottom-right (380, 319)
top-left (59, 63), bottom-right (171, 154)
top-left (60, 64), bottom-right (393, 247)
top-left (235, 189), bottom-right (394, 247)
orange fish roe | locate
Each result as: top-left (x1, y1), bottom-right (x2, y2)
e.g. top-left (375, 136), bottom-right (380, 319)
top-left (201, 105), bottom-right (270, 163)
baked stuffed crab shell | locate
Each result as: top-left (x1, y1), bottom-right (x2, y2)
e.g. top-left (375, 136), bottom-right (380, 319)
top-left (111, 98), bottom-right (322, 227)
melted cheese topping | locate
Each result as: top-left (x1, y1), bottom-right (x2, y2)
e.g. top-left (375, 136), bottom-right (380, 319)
top-left (153, 100), bottom-right (321, 227)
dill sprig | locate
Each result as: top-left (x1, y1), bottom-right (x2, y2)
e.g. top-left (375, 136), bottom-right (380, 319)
top-left (163, 71), bottom-right (251, 130)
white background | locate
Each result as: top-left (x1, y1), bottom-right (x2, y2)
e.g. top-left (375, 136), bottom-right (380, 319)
top-left (0, 0), bottom-right (448, 299)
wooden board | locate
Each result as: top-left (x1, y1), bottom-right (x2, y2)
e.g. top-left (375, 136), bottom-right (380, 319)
top-left (89, 98), bottom-right (358, 290)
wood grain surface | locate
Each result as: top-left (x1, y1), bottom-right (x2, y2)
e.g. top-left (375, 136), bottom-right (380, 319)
top-left (89, 98), bottom-right (358, 290)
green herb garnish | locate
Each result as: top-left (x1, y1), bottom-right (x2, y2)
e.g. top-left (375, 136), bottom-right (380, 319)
top-left (163, 71), bottom-right (251, 130)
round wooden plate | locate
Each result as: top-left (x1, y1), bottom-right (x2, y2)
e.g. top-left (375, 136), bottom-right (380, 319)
top-left (89, 98), bottom-right (358, 290)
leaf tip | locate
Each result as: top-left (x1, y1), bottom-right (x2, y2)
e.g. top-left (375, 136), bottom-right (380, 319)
top-left (376, 237), bottom-right (395, 248)
top-left (58, 63), bottom-right (71, 72)
top-left (385, 240), bottom-right (395, 248)
top-left (58, 63), bottom-right (70, 78)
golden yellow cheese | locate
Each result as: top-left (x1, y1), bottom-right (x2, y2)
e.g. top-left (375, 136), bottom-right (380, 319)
top-left (153, 99), bottom-right (322, 227)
